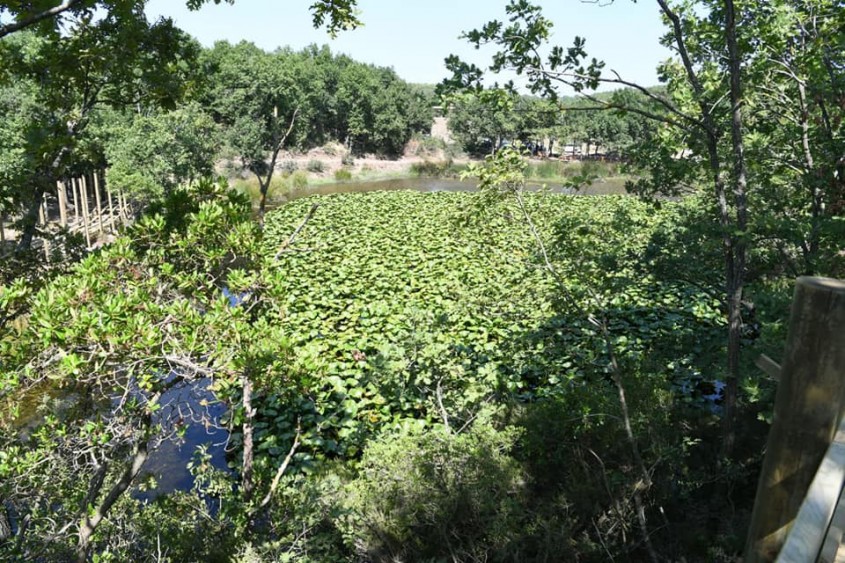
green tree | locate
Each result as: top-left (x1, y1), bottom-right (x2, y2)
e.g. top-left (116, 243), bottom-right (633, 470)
top-left (0, 0), bottom-right (359, 39)
top-left (440, 0), bottom-right (760, 460)
top-left (0, 12), bottom-right (199, 251)
top-left (201, 41), bottom-right (310, 217)
top-left (335, 60), bottom-right (432, 156)
top-left (104, 103), bottom-right (219, 202)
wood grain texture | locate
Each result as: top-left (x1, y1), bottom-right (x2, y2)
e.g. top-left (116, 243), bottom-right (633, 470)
top-left (746, 277), bottom-right (845, 562)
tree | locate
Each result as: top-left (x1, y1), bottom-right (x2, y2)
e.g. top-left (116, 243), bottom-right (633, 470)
top-left (0, 11), bottom-right (200, 251)
top-left (0, 0), bottom-right (360, 40)
top-left (439, 0), bottom-right (761, 460)
top-left (0, 0), bottom-right (366, 247)
top-left (334, 59), bottom-right (432, 156)
top-left (201, 41), bottom-right (308, 218)
top-left (103, 103), bottom-right (219, 202)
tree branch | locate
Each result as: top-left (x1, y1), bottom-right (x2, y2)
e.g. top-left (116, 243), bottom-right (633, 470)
top-left (0, 0), bottom-right (84, 39)
top-left (274, 203), bottom-right (319, 259)
top-left (258, 424), bottom-right (301, 510)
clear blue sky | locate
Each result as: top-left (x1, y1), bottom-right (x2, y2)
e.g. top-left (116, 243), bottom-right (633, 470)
top-left (145, 0), bottom-right (670, 90)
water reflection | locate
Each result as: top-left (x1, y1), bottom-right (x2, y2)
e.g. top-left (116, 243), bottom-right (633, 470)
top-left (133, 377), bottom-right (230, 500)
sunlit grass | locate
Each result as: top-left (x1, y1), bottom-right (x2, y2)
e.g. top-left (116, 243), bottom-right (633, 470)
top-left (230, 173), bottom-right (308, 206)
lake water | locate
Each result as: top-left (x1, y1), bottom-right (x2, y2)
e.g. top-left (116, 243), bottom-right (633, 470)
top-left (269, 175), bottom-right (630, 205)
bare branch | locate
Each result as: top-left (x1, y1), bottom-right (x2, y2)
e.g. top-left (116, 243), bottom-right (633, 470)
top-left (274, 203), bottom-right (319, 260)
top-left (258, 423), bottom-right (301, 510)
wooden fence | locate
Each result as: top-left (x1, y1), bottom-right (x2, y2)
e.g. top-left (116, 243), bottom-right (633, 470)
top-left (0, 171), bottom-right (132, 258)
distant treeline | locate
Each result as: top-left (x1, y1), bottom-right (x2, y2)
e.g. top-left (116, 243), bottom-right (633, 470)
top-left (0, 29), bottom-right (433, 247)
top-left (445, 89), bottom-right (661, 158)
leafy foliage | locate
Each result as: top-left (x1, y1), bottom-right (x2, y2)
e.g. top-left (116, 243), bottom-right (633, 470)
top-left (104, 103), bottom-right (219, 200)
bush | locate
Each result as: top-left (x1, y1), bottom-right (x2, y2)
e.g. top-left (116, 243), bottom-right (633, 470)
top-left (342, 412), bottom-right (528, 561)
top-left (334, 168), bottom-right (353, 182)
top-left (410, 159), bottom-right (458, 178)
top-left (306, 159), bottom-right (326, 173)
top-left (279, 160), bottom-right (298, 175)
top-left (411, 134), bottom-right (447, 157)
top-left (321, 141), bottom-right (344, 156)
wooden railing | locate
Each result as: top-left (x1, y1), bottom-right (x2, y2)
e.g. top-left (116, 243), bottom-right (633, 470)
top-left (777, 419), bottom-right (845, 562)
top-left (746, 277), bottom-right (845, 562)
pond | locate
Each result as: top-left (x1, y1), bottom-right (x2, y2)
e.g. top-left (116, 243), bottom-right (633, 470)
top-left (269, 175), bottom-right (630, 205)
top-left (9, 176), bottom-right (634, 499)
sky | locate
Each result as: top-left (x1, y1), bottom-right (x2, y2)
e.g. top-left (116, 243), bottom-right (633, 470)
top-left (145, 0), bottom-right (671, 90)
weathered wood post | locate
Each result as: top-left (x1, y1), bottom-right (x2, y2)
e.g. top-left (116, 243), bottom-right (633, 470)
top-left (39, 198), bottom-right (50, 262)
top-left (745, 276), bottom-right (845, 562)
top-left (78, 177), bottom-right (91, 248)
top-left (71, 177), bottom-right (80, 222)
top-left (105, 173), bottom-right (116, 232)
top-left (93, 172), bottom-right (104, 236)
top-left (118, 188), bottom-right (129, 224)
top-left (57, 180), bottom-right (68, 227)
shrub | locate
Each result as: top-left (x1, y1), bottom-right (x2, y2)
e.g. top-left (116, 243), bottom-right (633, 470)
top-left (527, 160), bottom-right (562, 179)
top-left (321, 141), bottom-right (344, 156)
top-left (410, 159), bottom-right (457, 178)
top-left (306, 159), bottom-right (326, 173)
top-left (412, 134), bottom-right (447, 157)
top-left (279, 160), bottom-right (298, 175)
top-left (341, 152), bottom-right (355, 167)
top-left (334, 168), bottom-right (353, 182)
top-left (342, 412), bottom-right (527, 561)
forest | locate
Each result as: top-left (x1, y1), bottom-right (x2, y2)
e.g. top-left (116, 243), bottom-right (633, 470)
top-left (1, 0), bottom-right (844, 561)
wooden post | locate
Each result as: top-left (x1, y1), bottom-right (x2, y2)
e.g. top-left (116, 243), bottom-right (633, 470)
top-left (39, 198), bottom-right (50, 262)
top-left (79, 177), bottom-right (91, 248)
top-left (745, 276), bottom-right (845, 562)
top-left (105, 173), bottom-right (116, 232)
top-left (118, 188), bottom-right (129, 224)
top-left (93, 172), bottom-right (104, 235)
top-left (72, 177), bottom-right (80, 222)
top-left (57, 180), bottom-right (68, 227)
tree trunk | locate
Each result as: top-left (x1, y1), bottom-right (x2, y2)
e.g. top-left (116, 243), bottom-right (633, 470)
top-left (0, 501), bottom-right (11, 542)
top-left (721, 0), bottom-right (749, 459)
top-left (258, 178), bottom-right (269, 221)
top-left (39, 199), bottom-right (50, 262)
top-left (241, 375), bottom-right (255, 506)
top-left (76, 436), bottom-right (149, 562)
top-left (15, 186), bottom-right (44, 252)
